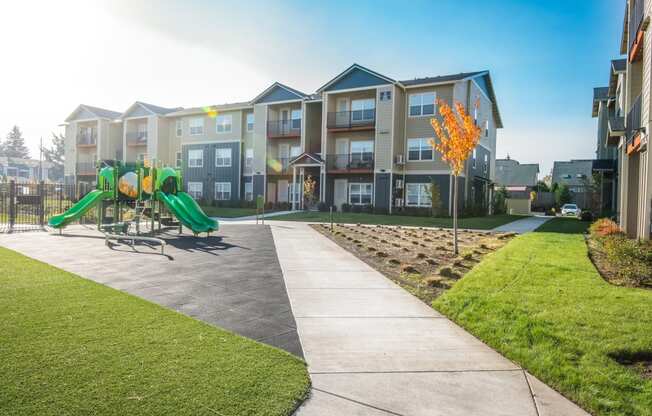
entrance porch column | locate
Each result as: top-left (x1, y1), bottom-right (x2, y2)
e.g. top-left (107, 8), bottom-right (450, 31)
top-left (292, 166), bottom-right (297, 211)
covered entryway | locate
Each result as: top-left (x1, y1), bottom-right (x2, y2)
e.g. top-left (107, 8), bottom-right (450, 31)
top-left (288, 153), bottom-right (325, 211)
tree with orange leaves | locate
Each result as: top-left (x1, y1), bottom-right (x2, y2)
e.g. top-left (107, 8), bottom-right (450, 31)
top-left (429, 99), bottom-right (482, 254)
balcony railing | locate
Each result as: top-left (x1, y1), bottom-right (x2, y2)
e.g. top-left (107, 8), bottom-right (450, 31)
top-left (267, 157), bottom-right (293, 175)
top-left (326, 153), bottom-right (374, 172)
top-left (76, 162), bottom-right (97, 175)
top-left (267, 120), bottom-right (301, 138)
top-left (126, 131), bottom-right (148, 146)
top-left (76, 132), bottom-right (97, 146)
top-left (626, 94), bottom-right (642, 144)
top-left (327, 110), bottom-right (376, 130)
top-left (629, 0), bottom-right (645, 54)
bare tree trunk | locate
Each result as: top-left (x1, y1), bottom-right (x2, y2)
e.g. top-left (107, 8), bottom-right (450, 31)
top-left (453, 174), bottom-right (458, 255)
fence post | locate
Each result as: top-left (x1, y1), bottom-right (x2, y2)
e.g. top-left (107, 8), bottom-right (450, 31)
top-left (8, 180), bottom-right (15, 233)
top-left (38, 181), bottom-right (45, 227)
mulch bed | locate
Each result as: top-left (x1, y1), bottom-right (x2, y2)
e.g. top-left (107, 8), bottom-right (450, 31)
top-left (586, 236), bottom-right (652, 289)
top-left (313, 223), bottom-right (514, 304)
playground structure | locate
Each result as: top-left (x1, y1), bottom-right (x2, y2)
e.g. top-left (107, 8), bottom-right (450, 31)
top-left (48, 161), bottom-right (218, 253)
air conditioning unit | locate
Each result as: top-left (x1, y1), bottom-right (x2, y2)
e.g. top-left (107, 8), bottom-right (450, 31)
top-left (395, 154), bottom-right (405, 165)
top-left (395, 198), bottom-right (404, 207)
top-left (395, 179), bottom-right (404, 189)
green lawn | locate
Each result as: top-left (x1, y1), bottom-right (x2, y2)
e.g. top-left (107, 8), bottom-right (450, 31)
top-left (0, 247), bottom-right (310, 416)
top-left (268, 211), bottom-right (522, 230)
top-left (434, 232), bottom-right (652, 416)
top-left (535, 216), bottom-right (591, 234)
top-left (200, 206), bottom-right (262, 218)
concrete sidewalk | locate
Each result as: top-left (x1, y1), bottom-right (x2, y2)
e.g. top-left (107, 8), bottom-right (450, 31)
top-left (271, 222), bottom-right (589, 416)
top-left (492, 215), bottom-right (552, 234)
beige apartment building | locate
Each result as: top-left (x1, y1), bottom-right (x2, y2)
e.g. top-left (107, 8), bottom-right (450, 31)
top-left (63, 64), bottom-right (502, 214)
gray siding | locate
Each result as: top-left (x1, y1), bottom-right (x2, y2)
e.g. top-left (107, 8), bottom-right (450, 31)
top-left (256, 86), bottom-right (302, 104)
top-left (374, 173), bottom-right (391, 210)
top-left (324, 68), bottom-right (390, 91)
top-left (253, 174), bottom-right (265, 200)
top-left (182, 142), bottom-right (241, 202)
top-left (468, 145), bottom-right (491, 180)
top-left (402, 174), bottom-right (465, 213)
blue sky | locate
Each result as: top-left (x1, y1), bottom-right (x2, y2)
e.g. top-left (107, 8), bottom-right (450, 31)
top-left (0, 0), bottom-right (624, 176)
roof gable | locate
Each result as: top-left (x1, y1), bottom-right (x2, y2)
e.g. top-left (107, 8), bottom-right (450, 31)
top-left (65, 104), bottom-right (121, 122)
top-left (121, 102), bottom-right (181, 119)
top-left (318, 64), bottom-right (394, 93)
top-left (252, 83), bottom-right (307, 104)
top-left (289, 152), bottom-right (324, 165)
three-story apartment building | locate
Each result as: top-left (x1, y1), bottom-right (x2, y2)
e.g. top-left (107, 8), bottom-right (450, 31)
top-left (63, 64), bottom-right (502, 214)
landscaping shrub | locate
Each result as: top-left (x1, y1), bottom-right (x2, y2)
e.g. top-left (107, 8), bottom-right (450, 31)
top-left (317, 202), bottom-right (329, 212)
top-left (589, 218), bottom-right (623, 237)
top-left (341, 203), bottom-right (352, 213)
top-left (351, 205), bottom-right (362, 213)
top-left (361, 204), bottom-right (374, 214)
top-left (580, 210), bottom-right (594, 222)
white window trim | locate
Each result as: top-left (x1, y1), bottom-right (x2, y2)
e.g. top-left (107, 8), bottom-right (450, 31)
top-left (472, 149), bottom-right (477, 168)
top-left (188, 149), bottom-right (204, 168)
top-left (175, 120), bottom-right (183, 137)
top-left (407, 138), bottom-right (434, 161)
top-left (175, 151), bottom-right (182, 168)
top-left (246, 113), bottom-right (255, 132)
top-left (215, 148), bottom-right (232, 167)
top-left (216, 114), bottom-right (233, 134)
top-left (406, 183), bottom-right (432, 208)
top-left (408, 91), bottom-right (437, 118)
top-left (348, 182), bottom-right (373, 206)
top-left (214, 182), bottom-right (232, 201)
top-left (187, 182), bottom-right (203, 199)
top-left (189, 117), bottom-right (204, 136)
top-left (244, 182), bottom-right (253, 201)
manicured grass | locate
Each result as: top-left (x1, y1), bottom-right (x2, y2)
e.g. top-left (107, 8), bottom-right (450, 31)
top-left (535, 216), bottom-right (591, 234)
top-left (0, 247), bottom-right (310, 416)
top-left (434, 232), bottom-right (652, 416)
top-left (200, 206), bottom-right (262, 218)
top-left (269, 211), bottom-right (522, 230)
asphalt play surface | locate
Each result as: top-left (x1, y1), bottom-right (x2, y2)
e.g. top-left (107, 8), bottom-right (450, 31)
top-left (0, 224), bottom-right (302, 357)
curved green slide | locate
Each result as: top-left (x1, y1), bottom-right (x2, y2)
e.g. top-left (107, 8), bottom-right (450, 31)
top-left (158, 191), bottom-right (218, 234)
top-left (48, 190), bottom-right (111, 229)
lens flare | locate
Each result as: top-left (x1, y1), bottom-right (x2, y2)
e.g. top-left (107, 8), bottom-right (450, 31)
top-left (203, 106), bottom-right (218, 118)
top-left (267, 158), bottom-right (282, 173)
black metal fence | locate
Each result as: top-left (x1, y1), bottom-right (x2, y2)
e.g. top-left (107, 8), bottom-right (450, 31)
top-left (0, 181), bottom-right (95, 233)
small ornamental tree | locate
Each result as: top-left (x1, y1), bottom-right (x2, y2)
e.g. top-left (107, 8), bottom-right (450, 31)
top-left (303, 175), bottom-right (317, 209)
top-left (430, 99), bottom-right (482, 254)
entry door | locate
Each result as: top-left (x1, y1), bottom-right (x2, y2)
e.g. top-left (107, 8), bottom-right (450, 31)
top-left (334, 179), bottom-right (348, 210)
top-left (278, 143), bottom-right (290, 172)
top-left (267, 182), bottom-right (277, 204)
top-left (335, 138), bottom-right (349, 169)
top-left (336, 98), bottom-right (349, 127)
top-left (280, 109), bottom-right (290, 135)
top-left (277, 180), bottom-right (289, 203)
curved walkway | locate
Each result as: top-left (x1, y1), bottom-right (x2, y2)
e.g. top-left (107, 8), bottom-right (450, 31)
top-left (271, 222), bottom-right (588, 416)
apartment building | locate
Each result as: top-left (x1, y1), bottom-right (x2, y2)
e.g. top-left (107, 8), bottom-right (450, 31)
top-left (63, 64), bottom-right (502, 214)
top-left (0, 157), bottom-right (52, 182)
top-left (494, 157), bottom-right (539, 189)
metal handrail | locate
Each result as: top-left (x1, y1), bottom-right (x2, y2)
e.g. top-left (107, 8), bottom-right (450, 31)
top-left (327, 110), bottom-right (376, 129)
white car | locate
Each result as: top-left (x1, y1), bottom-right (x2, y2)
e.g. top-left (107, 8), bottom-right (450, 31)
top-left (560, 203), bottom-right (580, 217)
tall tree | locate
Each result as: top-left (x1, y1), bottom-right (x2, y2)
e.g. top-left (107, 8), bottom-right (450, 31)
top-left (41, 132), bottom-right (65, 180)
top-left (429, 99), bottom-right (482, 255)
top-left (3, 126), bottom-right (30, 158)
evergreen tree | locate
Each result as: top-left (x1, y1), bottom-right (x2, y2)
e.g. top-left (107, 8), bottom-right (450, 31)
top-left (556, 184), bottom-right (572, 206)
top-left (41, 132), bottom-right (65, 180)
top-left (3, 126), bottom-right (30, 158)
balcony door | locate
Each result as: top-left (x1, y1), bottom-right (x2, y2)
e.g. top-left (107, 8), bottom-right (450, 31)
top-left (280, 108), bottom-right (290, 135)
top-left (335, 138), bottom-right (349, 169)
top-left (278, 143), bottom-right (290, 172)
top-left (336, 98), bottom-right (349, 127)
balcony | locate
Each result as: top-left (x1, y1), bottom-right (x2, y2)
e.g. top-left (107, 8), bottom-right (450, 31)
top-left (629, 0), bottom-right (647, 62)
top-left (326, 153), bottom-right (374, 173)
top-left (267, 120), bottom-right (301, 139)
top-left (626, 94), bottom-right (643, 153)
top-left (76, 132), bottom-right (97, 147)
top-left (126, 131), bottom-right (148, 146)
top-left (327, 110), bottom-right (376, 131)
top-left (267, 157), bottom-right (293, 175)
top-left (76, 162), bottom-right (97, 175)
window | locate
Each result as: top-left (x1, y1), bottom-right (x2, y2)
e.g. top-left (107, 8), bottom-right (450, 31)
top-left (380, 91), bottom-right (392, 101)
top-left (189, 117), bottom-right (204, 135)
top-left (409, 92), bottom-right (436, 116)
top-left (175, 151), bottom-right (182, 168)
top-left (407, 138), bottom-right (433, 161)
top-left (406, 183), bottom-right (431, 207)
top-left (18, 169), bottom-right (29, 178)
top-left (291, 109), bottom-right (302, 129)
top-left (216, 114), bottom-right (232, 133)
top-left (484, 154), bottom-right (488, 174)
top-left (484, 120), bottom-right (489, 137)
top-left (215, 148), bottom-right (232, 167)
top-left (290, 146), bottom-right (301, 158)
top-left (350, 141), bottom-right (374, 165)
top-left (244, 182), bottom-right (253, 201)
top-left (176, 120), bottom-right (183, 137)
top-left (6, 167), bottom-right (17, 177)
top-left (137, 123), bottom-right (147, 139)
top-left (472, 149), bottom-right (477, 168)
top-left (188, 149), bottom-right (203, 168)
top-left (474, 107), bottom-right (478, 125)
top-left (246, 113), bottom-right (255, 132)
top-left (187, 182), bottom-right (203, 199)
top-left (351, 99), bottom-right (375, 121)
top-left (349, 183), bottom-right (373, 205)
top-left (215, 182), bottom-right (231, 200)
top-left (245, 148), bottom-right (254, 170)
top-left (289, 182), bottom-right (301, 203)
top-left (137, 153), bottom-right (147, 163)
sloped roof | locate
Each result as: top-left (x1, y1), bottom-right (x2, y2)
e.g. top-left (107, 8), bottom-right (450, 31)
top-left (251, 82), bottom-right (308, 104)
top-left (612, 59), bottom-right (626, 72)
top-left (608, 58), bottom-right (627, 96)
top-left (551, 160), bottom-right (594, 187)
top-left (65, 104), bottom-right (121, 122)
top-left (592, 87), bottom-right (610, 117)
top-left (121, 101), bottom-right (182, 118)
top-left (316, 63), bottom-right (395, 93)
top-left (494, 159), bottom-right (539, 187)
top-left (399, 71), bottom-right (486, 87)
top-left (166, 102), bottom-right (252, 117)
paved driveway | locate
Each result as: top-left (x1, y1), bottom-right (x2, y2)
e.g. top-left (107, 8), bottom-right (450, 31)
top-left (0, 224), bottom-right (302, 356)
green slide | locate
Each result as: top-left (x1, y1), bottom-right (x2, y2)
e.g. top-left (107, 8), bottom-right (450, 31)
top-left (48, 190), bottom-right (111, 229)
top-left (158, 191), bottom-right (218, 234)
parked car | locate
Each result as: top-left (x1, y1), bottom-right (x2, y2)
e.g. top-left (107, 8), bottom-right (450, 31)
top-left (560, 203), bottom-right (580, 217)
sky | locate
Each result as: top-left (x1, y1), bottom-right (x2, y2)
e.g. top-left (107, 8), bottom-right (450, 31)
top-left (0, 0), bottom-right (624, 176)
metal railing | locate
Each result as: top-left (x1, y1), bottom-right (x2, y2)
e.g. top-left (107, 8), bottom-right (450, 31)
top-left (126, 131), bottom-right (148, 146)
top-left (629, 0), bottom-right (645, 53)
top-left (76, 132), bottom-right (97, 145)
top-left (267, 120), bottom-right (301, 138)
top-left (326, 153), bottom-right (374, 171)
top-left (327, 110), bottom-right (375, 129)
top-left (626, 94), bottom-right (642, 144)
